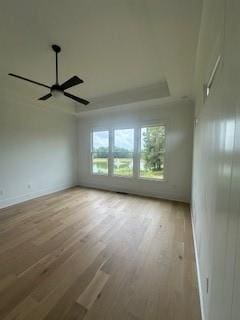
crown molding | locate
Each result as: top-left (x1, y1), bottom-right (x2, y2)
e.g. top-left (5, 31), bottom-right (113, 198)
top-left (77, 96), bottom-right (193, 118)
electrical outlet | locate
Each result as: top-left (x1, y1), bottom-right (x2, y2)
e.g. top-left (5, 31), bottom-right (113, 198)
top-left (0, 190), bottom-right (3, 196)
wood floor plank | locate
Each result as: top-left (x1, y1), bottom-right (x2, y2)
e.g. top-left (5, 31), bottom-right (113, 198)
top-left (0, 187), bottom-right (201, 320)
top-left (59, 303), bottom-right (87, 320)
top-left (31, 241), bottom-right (106, 302)
top-left (76, 270), bottom-right (110, 310)
top-left (3, 296), bottom-right (38, 320)
top-left (43, 249), bottom-right (110, 320)
top-left (0, 274), bottom-right (16, 294)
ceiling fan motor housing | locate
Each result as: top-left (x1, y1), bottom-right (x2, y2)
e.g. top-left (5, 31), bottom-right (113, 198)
top-left (52, 44), bottom-right (61, 53)
top-left (51, 84), bottom-right (63, 98)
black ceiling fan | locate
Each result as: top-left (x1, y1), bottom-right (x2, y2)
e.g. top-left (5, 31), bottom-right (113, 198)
top-left (8, 44), bottom-right (90, 105)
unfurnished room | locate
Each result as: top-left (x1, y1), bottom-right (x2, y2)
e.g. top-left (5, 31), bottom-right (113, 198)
top-left (0, 1), bottom-right (239, 320)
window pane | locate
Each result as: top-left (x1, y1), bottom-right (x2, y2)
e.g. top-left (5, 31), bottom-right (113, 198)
top-left (140, 126), bottom-right (165, 179)
top-left (92, 131), bottom-right (109, 175)
top-left (113, 157), bottom-right (133, 176)
top-left (140, 153), bottom-right (164, 179)
top-left (113, 129), bottom-right (134, 177)
top-left (92, 153), bottom-right (108, 175)
top-left (92, 131), bottom-right (109, 152)
top-left (114, 129), bottom-right (134, 153)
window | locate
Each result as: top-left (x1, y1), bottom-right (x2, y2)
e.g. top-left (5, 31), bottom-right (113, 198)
top-left (113, 129), bottom-right (134, 177)
top-left (92, 130), bottom-right (109, 175)
top-left (91, 125), bottom-right (166, 180)
top-left (139, 125), bottom-right (165, 180)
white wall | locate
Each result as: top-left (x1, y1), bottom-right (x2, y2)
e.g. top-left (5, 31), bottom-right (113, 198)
top-left (78, 100), bottom-right (194, 203)
top-left (0, 95), bottom-right (78, 209)
top-left (192, 0), bottom-right (240, 319)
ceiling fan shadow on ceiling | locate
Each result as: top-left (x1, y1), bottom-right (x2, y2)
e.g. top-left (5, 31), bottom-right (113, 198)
top-left (8, 44), bottom-right (90, 106)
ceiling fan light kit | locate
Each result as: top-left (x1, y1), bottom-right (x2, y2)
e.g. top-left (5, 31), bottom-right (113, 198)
top-left (9, 44), bottom-right (90, 106)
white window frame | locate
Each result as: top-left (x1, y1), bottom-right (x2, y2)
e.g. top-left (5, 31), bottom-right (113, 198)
top-left (90, 122), bottom-right (167, 182)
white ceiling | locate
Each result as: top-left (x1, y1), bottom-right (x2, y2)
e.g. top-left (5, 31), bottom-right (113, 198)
top-left (0, 0), bottom-right (202, 112)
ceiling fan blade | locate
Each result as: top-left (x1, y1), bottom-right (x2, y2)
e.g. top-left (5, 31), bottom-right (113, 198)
top-left (38, 93), bottom-right (52, 100)
top-left (64, 92), bottom-right (89, 105)
top-left (61, 76), bottom-right (83, 90)
top-left (8, 73), bottom-right (50, 89)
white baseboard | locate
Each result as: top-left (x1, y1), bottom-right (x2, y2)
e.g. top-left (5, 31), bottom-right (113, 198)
top-left (78, 182), bottom-right (189, 203)
top-left (191, 206), bottom-right (206, 320)
top-left (0, 183), bottom-right (77, 210)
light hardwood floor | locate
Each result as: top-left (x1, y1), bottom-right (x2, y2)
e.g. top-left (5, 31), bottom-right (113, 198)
top-left (0, 187), bottom-right (201, 320)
